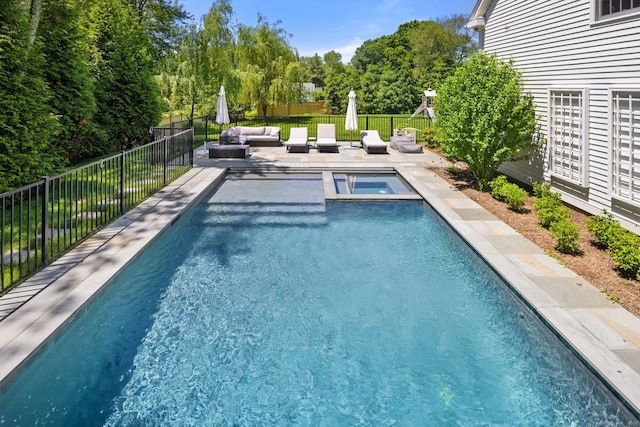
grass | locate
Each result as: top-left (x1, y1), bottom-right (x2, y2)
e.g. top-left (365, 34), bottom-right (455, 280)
top-left (189, 114), bottom-right (434, 144)
top-left (2, 142), bottom-right (192, 293)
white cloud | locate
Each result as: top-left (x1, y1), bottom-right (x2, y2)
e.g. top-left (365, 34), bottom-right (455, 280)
top-left (334, 38), bottom-right (364, 64)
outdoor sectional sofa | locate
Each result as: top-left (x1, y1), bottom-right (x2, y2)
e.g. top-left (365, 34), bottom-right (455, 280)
top-left (222, 126), bottom-right (281, 146)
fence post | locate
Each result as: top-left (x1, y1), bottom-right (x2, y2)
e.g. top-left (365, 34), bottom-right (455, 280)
top-left (42, 176), bottom-right (49, 266)
top-left (390, 117), bottom-right (394, 139)
top-left (163, 137), bottom-right (168, 186)
top-left (120, 151), bottom-right (125, 215)
top-left (189, 129), bottom-right (194, 166)
top-left (366, 115), bottom-right (369, 130)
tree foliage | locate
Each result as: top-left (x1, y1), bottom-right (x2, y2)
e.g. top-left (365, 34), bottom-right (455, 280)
top-left (39, 0), bottom-right (98, 163)
top-left (316, 15), bottom-right (476, 115)
top-left (300, 54), bottom-right (325, 88)
top-left (127, 0), bottom-right (190, 65)
top-left (156, 0), bottom-right (235, 121)
top-left (0, 0), bottom-right (60, 192)
top-left (237, 16), bottom-right (302, 117)
top-left (92, 0), bottom-right (162, 151)
top-left (0, 0), bottom-right (175, 190)
top-left (435, 52), bottom-right (539, 191)
top-left (1, 3), bottom-right (479, 191)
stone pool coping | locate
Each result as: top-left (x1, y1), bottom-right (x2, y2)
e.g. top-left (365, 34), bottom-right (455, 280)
top-left (1, 145), bottom-right (640, 418)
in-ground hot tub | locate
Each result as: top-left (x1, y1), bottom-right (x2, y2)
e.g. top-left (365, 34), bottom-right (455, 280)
top-left (333, 173), bottom-right (415, 195)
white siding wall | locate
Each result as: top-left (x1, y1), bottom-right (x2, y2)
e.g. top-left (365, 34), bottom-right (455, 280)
top-left (481, 0), bottom-right (640, 229)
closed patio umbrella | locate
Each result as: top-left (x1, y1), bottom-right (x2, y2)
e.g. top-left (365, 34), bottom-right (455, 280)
top-left (216, 85), bottom-right (230, 125)
top-left (345, 89), bottom-right (358, 147)
top-left (214, 85), bottom-right (230, 147)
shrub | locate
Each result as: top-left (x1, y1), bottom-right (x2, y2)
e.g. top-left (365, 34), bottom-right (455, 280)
top-left (489, 175), bottom-right (508, 197)
top-left (537, 205), bottom-right (569, 229)
top-left (608, 232), bottom-right (640, 278)
top-left (585, 210), bottom-right (640, 279)
top-left (489, 176), bottom-right (528, 211)
top-left (533, 181), bottom-right (555, 199)
top-left (533, 182), bottom-right (565, 228)
top-left (550, 218), bottom-right (580, 254)
top-left (501, 185), bottom-right (528, 212)
top-left (533, 184), bottom-right (562, 212)
top-left (422, 127), bottom-right (438, 148)
top-left (435, 52), bottom-right (539, 191)
top-left (533, 181), bottom-right (580, 253)
top-left (585, 210), bottom-right (620, 249)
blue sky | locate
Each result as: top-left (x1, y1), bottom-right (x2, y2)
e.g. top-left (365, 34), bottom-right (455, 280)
top-left (183, 0), bottom-right (477, 63)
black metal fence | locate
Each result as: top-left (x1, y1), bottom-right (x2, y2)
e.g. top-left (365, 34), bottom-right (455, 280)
top-left (1, 128), bottom-right (194, 294)
top-left (166, 114), bottom-right (434, 145)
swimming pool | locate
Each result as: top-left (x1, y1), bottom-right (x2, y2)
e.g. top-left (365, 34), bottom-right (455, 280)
top-left (0, 174), bottom-right (638, 425)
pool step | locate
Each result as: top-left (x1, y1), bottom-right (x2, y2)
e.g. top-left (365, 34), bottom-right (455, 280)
top-left (196, 202), bottom-right (329, 227)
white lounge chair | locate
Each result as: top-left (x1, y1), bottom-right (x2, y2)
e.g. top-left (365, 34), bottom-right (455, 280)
top-left (285, 127), bottom-right (309, 152)
top-left (316, 124), bottom-right (339, 152)
top-left (360, 130), bottom-right (388, 154)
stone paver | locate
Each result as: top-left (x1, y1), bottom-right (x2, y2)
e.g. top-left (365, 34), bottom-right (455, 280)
top-left (1, 142), bottom-right (640, 418)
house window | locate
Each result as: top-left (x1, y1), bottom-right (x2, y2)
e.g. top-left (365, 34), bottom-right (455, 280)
top-left (611, 91), bottom-right (640, 204)
top-left (599, 0), bottom-right (640, 19)
top-left (549, 90), bottom-right (588, 186)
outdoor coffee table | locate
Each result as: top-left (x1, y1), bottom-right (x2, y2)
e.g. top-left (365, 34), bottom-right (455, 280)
top-left (208, 144), bottom-right (250, 158)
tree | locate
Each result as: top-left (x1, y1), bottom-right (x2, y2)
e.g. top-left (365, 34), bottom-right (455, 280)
top-left (199, 0), bottom-right (235, 113)
top-left (27, 0), bottom-right (43, 50)
top-left (92, 0), bottom-right (162, 151)
top-left (300, 54), bottom-right (325, 87)
top-left (375, 46), bottom-right (418, 113)
top-left (351, 37), bottom-right (392, 74)
top-left (0, 0), bottom-right (60, 192)
top-left (127, 0), bottom-right (190, 66)
top-left (410, 16), bottom-right (477, 89)
top-left (39, 0), bottom-right (98, 164)
top-left (323, 67), bottom-right (359, 113)
top-left (435, 52), bottom-right (539, 191)
top-left (157, 0), bottom-right (235, 122)
top-left (322, 50), bottom-right (345, 78)
top-left (237, 16), bottom-right (301, 117)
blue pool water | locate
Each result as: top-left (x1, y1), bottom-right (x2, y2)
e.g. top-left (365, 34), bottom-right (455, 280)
top-left (333, 173), bottom-right (414, 195)
top-left (0, 174), bottom-right (638, 425)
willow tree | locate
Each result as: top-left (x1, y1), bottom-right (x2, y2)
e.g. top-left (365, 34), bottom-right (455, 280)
top-left (237, 16), bottom-right (302, 117)
top-left (436, 52), bottom-right (539, 191)
top-left (127, 0), bottom-right (190, 65)
top-left (200, 0), bottom-right (236, 113)
top-left (156, 0), bottom-right (235, 120)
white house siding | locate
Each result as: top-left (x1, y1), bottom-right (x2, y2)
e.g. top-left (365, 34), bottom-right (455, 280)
top-left (477, 0), bottom-right (640, 230)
